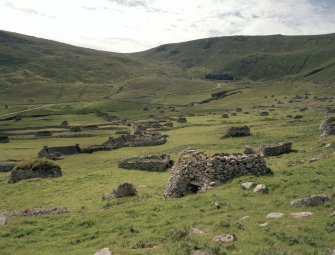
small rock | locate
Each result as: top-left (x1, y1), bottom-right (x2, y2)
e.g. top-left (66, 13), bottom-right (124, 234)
top-left (308, 158), bottom-right (318, 163)
top-left (0, 216), bottom-right (6, 227)
top-left (241, 181), bottom-right (254, 190)
top-left (259, 222), bottom-right (269, 227)
top-left (253, 184), bottom-right (267, 193)
top-left (213, 234), bottom-right (236, 243)
top-left (93, 248), bottom-right (112, 255)
top-left (325, 143), bottom-right (333, 148)
top-left (266, 212), bottom-right (284, 219)
top-left (191, 228), bottom-right (206, 235)
top-left (290, 195), bottom-right (332, 207)
top-left (101, 194), bottom-right (108, 201)
top-left (214, 202), bottom-right (221, 209)
top-left (192, 251), bottom-right (209, 255)
top-left (290, 212), bottom-right (314, 218)
top-left (239, 216), bottom-right (250, 221)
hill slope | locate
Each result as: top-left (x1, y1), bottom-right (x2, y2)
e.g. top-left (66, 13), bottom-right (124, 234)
top-left (138, 34), bottom-right (335, 81)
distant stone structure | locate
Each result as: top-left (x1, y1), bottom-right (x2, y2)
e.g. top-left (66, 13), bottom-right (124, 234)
top-left (224, 126), bottom-right (250, 137)
top-left (244, 142), bottom-right (292, 157)
top-left (38, 145), bottom-right (81, 158)
top-left (0, 161), bottom-right (18, 172)
top-left (320, 117), bottom-right (335, 137)
top-left (0, 135), bottom-right (9, 143)
top-left (164, 148), bottom-right (271, 198)
top-left (9, 159), bottom-right (62, 183)
top-left (118, 154), bottom-right (173, 171)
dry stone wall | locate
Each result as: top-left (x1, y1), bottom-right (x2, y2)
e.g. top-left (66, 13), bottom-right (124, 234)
top-left (9, 165), bottom-right (62, 183)
top-left (164, 148), bottom-right (271, 198)
top-left (118, 154), bottom-right (173, 171)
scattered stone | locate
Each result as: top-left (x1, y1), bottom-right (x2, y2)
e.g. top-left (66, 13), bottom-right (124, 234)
top-left (118, 154), bottom-right (173, 171)
top-left (0, 135), bottom-right (9, 143)
top-left (259, 222), bottom-right (269, 227)
top-left (241, 181), bottom-right (254, 190)
top-left (214, 202), bottom-right (221, 209)
top-left (266, 213), bottom-right (284, 219)
top-left (163, 122), bottom-right (173, 127)
top-left (93, 248), bottom-right (112, 255)
top-left (0, 208), bottom-right (68, 217)
top-left (191, 228), bottom-right (206, 235)
top-left (9, 159), bottom-right (62, 183)
top-left (259, 142), bottom-right (292, 157)
top-left (308, 158), bottom-right (318, 163)
top-left (290, 212), bottom-right (314, 218)
top-left (293, 115), bottom-right (303, 120)
top-left (290, 195), bottom-right (332, 207)
top-left (213, 234), bottom-right (236, 243)
top-left (320, 117), bottom-right (335, 137)
top-left (113, 183), bottom-right (137, 198)
top-left (70, 126), bottom-right (82, 132)
top-left (235, 108), bottom-right (243, 112)
top-left (101, 194), bottom-right (108, 201)
top-left (0, 216), bottom-right (6, 227)
top-left (164, 148), bottom-right (272, 198)
top-left (253, 184), bottom-right (267, 193)
top-left (223, 126), bottom-right (251, 138)
top-left (222, 113), bottom-right (229, 118)
top-left (259, 112), bottom-right (269, 116)
top-left (231, 113), bottom-right (237, 116)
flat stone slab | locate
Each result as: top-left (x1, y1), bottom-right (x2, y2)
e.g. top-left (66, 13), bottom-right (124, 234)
top-left (191, 228), bottom-right (206, 235)
top-left (259, 222), bottom-right (269, 227)
top-left (266, 212), bottom-right (284, 219)
top-left (290, 212), bottom-right (314, 218)
top-left (93, 248), bottom-right (112, 255)
top-left (0, 216), bottom-right (6, 227)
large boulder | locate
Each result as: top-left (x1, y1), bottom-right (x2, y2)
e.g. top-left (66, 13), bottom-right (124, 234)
top-left (290, 195), bottom-right (332, 207)
top-left (118, 154), bottom-right (173, 171)
top-left (113, 183), bottom-right (137, 198)
top-left (320, 117), bottom-right (335, 137)
top-left (9, 159), bottom-right (62, 183)
top-left (224, 126), bottom-right (251, 138)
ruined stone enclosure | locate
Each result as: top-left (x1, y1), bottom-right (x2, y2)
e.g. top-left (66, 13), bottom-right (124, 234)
top-left (164, 149), bottom-right (272, 198)
top-left (118, 154), bottom-right (173, 171)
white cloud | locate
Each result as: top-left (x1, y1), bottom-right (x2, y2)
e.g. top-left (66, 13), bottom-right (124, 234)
top-left (0, 0), bottom-right (334, 52)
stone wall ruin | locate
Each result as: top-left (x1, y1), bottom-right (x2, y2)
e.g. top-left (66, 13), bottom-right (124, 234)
top-left (118, 154), bottom-right (173, 171)
top-left (164, 148), bottom-right (272, 198)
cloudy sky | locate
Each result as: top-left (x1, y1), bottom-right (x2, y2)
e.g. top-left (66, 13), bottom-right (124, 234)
top-left (0, 0), bottom-right (334, 53)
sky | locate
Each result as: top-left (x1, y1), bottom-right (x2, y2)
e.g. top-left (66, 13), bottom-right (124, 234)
top-left (0, 0), bottom-right (335, 53)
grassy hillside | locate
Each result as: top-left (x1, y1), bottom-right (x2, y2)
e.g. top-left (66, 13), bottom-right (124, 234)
top-left (138, 34), bottom-right (335, 82)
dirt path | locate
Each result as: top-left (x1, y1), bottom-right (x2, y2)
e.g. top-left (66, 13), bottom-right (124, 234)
top-left (0, 104), bottom-right (56, 118)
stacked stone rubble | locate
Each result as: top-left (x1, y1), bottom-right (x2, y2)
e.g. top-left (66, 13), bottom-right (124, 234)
top-left (164, 148), bottom-right (271, 198)
top-left (258, 142), bottom-right (292, 157)
top-left (118, 154), bottom-right (173, 171)
top-left (224, 126), bottom-right (250, 137)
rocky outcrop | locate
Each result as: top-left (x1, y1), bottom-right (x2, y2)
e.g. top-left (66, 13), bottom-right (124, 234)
top-left (290, 195), bottom-right (332, 207)
top-left (259, 142), bottom-right (292, 157)
top-left (213, 234), bottom-right (237, 243)
top-left (164, 148), bottom-right (271, 198)
top-left (9, 159), bottom-right (62, 183)
top-left (320, 117), bottom-right (335, 137)
top-left (113, 183), bottom-right (137, 197)
top-left (118, 154), bottom-right (173, 171)
top-left (224, 126), bottom-right (250, 137)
